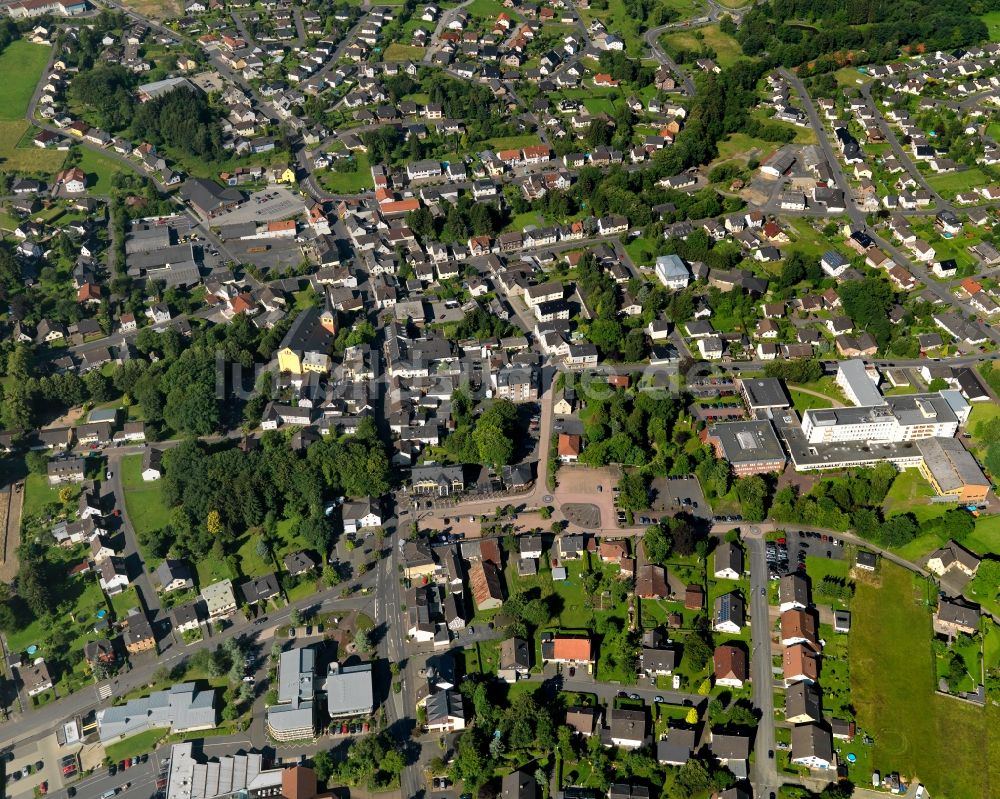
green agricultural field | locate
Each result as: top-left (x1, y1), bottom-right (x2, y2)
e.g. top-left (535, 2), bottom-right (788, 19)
top-left (663, 25), bottom-right (743, 69)
top-left (713, 132), bottom-right (780, 165)
top-left (925, 167), bottom-right (990, 198)
top-left (120, 453), bottom-right (172, 563)
top-left (851, 564), bottom-right (999, 799)
top-left (0, 41), bottom-right (50, 121)
top-left (0, 121), bottom-right (65, 175)
top-left (467, 0), bottom-right (510, 20)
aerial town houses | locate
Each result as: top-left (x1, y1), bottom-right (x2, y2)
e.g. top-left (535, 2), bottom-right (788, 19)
top-left (0, 5), bottom-right (999, 799)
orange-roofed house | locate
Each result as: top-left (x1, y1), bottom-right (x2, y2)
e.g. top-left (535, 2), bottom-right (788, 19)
top-left (714, 643), bottom-right (748, 688)
top-left (960, 277), bottom-right (983, 296)
top-left (228, 293), bottom-right (256, 317)
top-left (599, 539), bottom-right (628, 564)
top-left (375, 187), bottom-right (394, 204)
top-left (522, 144), bottom-right (551, 164)
top-left (558, 433), bottom-right (581, 462)
top-left (266, 219), bottom-right (297, 238)
top-left (281, 767), bottom-right (317, 799)
top-left (497, 148), bottom-right (522, 165)
top-left (783, 643), bottom-right (819, 686)
top-left (543, 635), bottom-right (594, 669)
top-left (77, 282), bottom-right (102, 305)
top-left (381, 198), bottom-right (421, 217)
top-left (594, 74), bottom-right (619, 87)
top-left (780, 609), bottom-right (820, 650)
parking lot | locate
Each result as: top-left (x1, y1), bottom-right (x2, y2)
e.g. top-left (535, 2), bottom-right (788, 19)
top-left (767, 530), bottom-right (845, 579)
top-left (209, 187), bottom-right (307, 226)
top-left (227, 236), bottom-right (306, 273)
top-left (650, 476), bottom-right (709, 518)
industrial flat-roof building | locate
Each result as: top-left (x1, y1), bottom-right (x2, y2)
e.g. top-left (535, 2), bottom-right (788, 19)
top-left (163, 742), bottom-right (291, 799)
top-left (916, 437), bottom-right (990, 503)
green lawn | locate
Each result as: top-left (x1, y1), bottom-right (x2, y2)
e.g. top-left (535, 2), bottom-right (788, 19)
top-left (483, 134), bottom-right (546, 151)
top-left (104, 728), bottom-right (167, 762)
top-left (75, 148), bottom-right (123, 196)
top-left (882, 467), bottom-right (940, 521)
top-left (851, 563), bottom-right (997, 799)
top-left (235, 515), bottom-right (310, 579)
top-left (788, 388), bottom-right (832, 412)
top-left (317, 151), bottom-right (373, 193)
top-left (967, 513), bottom-right (1000, 556)
top-left (803, 555), bottom-right (850, 585)
top-left (925, 168), bottom-right (990, 198)
top-left (21, 470), bottom-right (70, 520)
top-left (835, 66), bottom-right (873, 87)
top-left (381, 43), bottom-right (425, 61)
top-left (983, 10), bottom-right (1000, 42)
top-left (0, 41), bottom-right (50, 121)
top-left (120, 454), bottom-right (171, 564)
top-left (967, 402), bottom-right (1000, 457)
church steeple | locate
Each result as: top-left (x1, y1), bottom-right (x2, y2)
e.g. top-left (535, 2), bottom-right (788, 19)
top-left (320, 285), bottom-right (337, 335)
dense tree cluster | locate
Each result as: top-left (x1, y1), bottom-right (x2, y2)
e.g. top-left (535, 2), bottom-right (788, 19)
top-left (577, 386), bottom-right (686, 470)
top-left (642, 514), bottom-right (704, 562)
top-left (131, 87), bottom-right (225, 161)
top-left (315, 733), bottom-right (405, 790)
top-left (450, 306), bottom-right (517, 341)
top-left (838, 274), bottom-right (896, 349)
top-left (769, 464), bottom-right (921, 545)
top-left (763, 358), bottom-right (824, 384)
top-left (451, 684), bottom-right (558, 793)
top-left (443, 394), bottom-right (520, 468)
top-left (70, 65), bottom-right (135, 131)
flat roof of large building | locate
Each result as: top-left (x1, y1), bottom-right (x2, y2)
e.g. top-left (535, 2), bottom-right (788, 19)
top-left (803, 392), bottom-right (959, 429)
top-left (739, 377), bottom-right (789, 409)
top-left (837, 359), bottom-right (884, 407)
top-left (707, 420), bottom-right (786, 465)
top-left (917, 437), bottom-right (990, 493)
top-left (323, 662), bottom-right (373, 717)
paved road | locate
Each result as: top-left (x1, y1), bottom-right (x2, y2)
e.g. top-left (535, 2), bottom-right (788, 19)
top-left (747, 537), bottom-right (779, 799)
top-left (645, 24), bottom-right (696, 96)
top-left (105, 452), bottom-right (163, 623)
